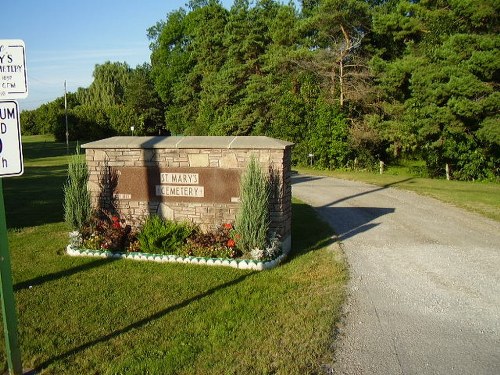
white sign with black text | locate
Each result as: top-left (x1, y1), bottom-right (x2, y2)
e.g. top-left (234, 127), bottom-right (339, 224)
top-left (0, 40), bottom-right (28, 99)
top-left (0, 101), bottom-right (23, 177)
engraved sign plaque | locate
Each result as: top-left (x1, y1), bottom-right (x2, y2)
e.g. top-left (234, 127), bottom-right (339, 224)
top-left (114, 167), bottom-right (240, 203)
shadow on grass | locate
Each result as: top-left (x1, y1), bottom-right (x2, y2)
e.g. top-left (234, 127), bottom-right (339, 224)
top-left (21, 139), bottom-right (80, 160)
top-left (288, 200), bottom-right (336, 262)
top-left (1, 139), bottom-right (78, 229)
top-left (14, 258), bottom-right (120, 291)
top-left (24, 200), bottom-right (334, 372)
top-left (3, 165), bottom-right (67, 229)
top-left (35, 272), bottom-right (255, 372)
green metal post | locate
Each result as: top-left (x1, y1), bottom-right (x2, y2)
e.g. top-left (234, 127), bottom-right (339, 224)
top-left (0, 179), bottom-right (23, 374)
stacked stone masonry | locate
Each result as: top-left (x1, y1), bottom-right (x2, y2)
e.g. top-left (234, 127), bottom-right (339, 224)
top-left (83, 136), bottom-right (293, 253)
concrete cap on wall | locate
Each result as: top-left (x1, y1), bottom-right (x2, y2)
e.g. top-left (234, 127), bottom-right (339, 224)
top-left (82, 136), bottom-right (294, 150)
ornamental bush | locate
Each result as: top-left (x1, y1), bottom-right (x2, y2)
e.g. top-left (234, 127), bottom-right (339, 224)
top-left (63, 148), bottom-right (92, 231)
top-left (184, 223), bottom-right (241, 258)
top-left (80, 211), bottom-right (137, 252)
top-left (235, 156), bottom-right (270, 253)
top-left (137, 215), bottom-right (195, 255)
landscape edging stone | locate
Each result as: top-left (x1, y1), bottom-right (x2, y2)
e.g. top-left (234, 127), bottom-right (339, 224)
top-left (66, 245), bottom-right (286, 271)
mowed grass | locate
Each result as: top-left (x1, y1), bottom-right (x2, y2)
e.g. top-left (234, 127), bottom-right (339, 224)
top-left (0, 135), bottom-right (346, 374)
top-left (296, 166), bottom-right (500, 222)
top-left (3, 134), bottom-right (76, 229)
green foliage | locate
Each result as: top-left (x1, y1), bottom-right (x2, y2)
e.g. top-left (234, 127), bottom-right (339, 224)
top-left (23, 61), bottom-right (165, 141)
top-left (19, 110), bottom-right (37, 135)
top-left (235, 156), bottom-right (270, 252)
top-left (373, 0), bottom-right (500, 180)
top-left (183, 224), bottom-right (241, 258)
top-left (63, 149), bottom-right (92, 231)
top-left (147, 0), bottom-right (381, 168)
top-left (80, 212), bottom-right (137, 252)
top-left (23, 0), bottom-right (500, 180)
top-left (124, 64), bottom-right (166, 135)
top-left (20, 98), bottom-right (67, 136)
top-left (77, 61), bottom-right (131, 107)
top-left (137, 215), bottom-right (194, 254)
top-left (54, 105), bottom-right (114, 142)
top-left (307, 98), bottom-right (352, 169)
top-left (477, 117), bottom-right (500, 146)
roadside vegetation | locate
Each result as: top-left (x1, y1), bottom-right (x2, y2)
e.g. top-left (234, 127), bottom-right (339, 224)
top-left (296, 163), bottom-right (500, 222)
top-left (20, 0), bottom-right (499, 182)
top-left (0, 136), bottom-right (346, 374)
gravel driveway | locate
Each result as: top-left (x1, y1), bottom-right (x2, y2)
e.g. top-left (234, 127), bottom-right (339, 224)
top-left (292, 175), bottom-right (500, 375)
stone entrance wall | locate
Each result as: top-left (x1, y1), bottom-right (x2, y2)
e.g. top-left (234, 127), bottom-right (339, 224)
top-left (82, 136), bottom-right (293, 253)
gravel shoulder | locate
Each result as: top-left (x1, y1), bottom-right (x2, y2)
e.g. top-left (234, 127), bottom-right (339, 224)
top-left (292, 175), bottom-right (500, 375)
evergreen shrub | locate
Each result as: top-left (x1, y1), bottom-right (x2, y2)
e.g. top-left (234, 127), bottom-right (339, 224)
top-left (63, 148), bottom-right (92, 231)
top-left (236, 156), bottom-right (270, 253)
top-left (137, 215), bottom-right (194, 254)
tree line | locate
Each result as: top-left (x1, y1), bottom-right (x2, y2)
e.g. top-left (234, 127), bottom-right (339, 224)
top-left (21, 62), bottom-right (166, 140)
top-left (21, 0), bottom-right (499, 180)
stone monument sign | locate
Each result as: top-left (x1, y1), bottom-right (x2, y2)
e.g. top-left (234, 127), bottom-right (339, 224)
top-left (82, 136), bottom-right (293, 253)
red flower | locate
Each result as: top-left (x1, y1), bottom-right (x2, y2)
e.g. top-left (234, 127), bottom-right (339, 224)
top-left (227, 239), bottom-right (236, 248)
top-left (223, 223), bottom-right (233, 230)
top-left (112, 221), bottom-right (121, 229)
top-left (112, 216), bottom-right (120, 222)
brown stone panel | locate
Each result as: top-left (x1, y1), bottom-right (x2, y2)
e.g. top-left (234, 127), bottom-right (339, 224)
top-left (114, 166), bottom-right (241, 204)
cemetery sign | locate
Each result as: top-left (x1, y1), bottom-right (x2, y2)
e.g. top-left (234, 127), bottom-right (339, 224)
top-left (0, 40), bottom-right (28, 100)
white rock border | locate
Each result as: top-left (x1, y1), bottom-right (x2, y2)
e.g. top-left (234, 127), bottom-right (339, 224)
top-left (66, 245), bottom-right (287, 271)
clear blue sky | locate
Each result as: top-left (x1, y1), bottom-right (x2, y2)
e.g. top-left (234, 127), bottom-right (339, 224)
top-left (2, 0), bottom-right (233, 110)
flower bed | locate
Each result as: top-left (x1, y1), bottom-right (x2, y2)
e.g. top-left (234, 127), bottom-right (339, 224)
top-left (64, 151), bottom-right (289, 271)
top-left (67, 212), bottom-right (286, 271)
top-left (66, 244), bottom-right (287, 271)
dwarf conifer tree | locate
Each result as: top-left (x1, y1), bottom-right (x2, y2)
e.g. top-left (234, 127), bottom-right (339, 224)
top-left (236, 156), bottom-right (270, 252)
top-left (64, 148), bottom-right (92, 231)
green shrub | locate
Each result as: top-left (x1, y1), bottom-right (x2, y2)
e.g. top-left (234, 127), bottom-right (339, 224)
top-left (235, 156), bottom-right (270, 253)
top-left (80, 211), bottom-right (137, 252)
top-left (137, 215), bottom-right (194, 254)
top-left (183, 224), bottom-right (241, 258)
top-left (63, 148), bottom-right (92, 231)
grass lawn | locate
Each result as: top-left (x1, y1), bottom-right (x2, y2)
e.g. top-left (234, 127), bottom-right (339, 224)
top-left (0, 135), bottom-right (346, 374)
top-left (295, 165), bottom-right (500, 222)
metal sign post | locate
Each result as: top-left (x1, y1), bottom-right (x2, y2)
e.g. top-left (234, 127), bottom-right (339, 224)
top-left (0, 179), bottom-right (22, 374)
top-left (0, 39), bottom-right (27, 375)
top-left (0, 102), bottom-right (23, 374)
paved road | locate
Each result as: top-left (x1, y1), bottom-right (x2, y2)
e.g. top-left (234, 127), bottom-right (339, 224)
top-left (292, 175), bottom-right (500, 375)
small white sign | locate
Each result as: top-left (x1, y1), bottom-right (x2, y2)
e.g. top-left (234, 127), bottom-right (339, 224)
top-left (0, 40), bottom-right (28, 100)
top-left (160, 173), bottom-right (199, 185)
top-left (156, 185), bottom-right (204, 198)
top-left (0, 101), bottom-right (23, 177)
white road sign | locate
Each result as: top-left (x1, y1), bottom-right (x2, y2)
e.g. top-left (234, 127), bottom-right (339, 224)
top-left (0, 101), bottom-right (23, 177)
top-left (0, 40), bottom-right (28, 100)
